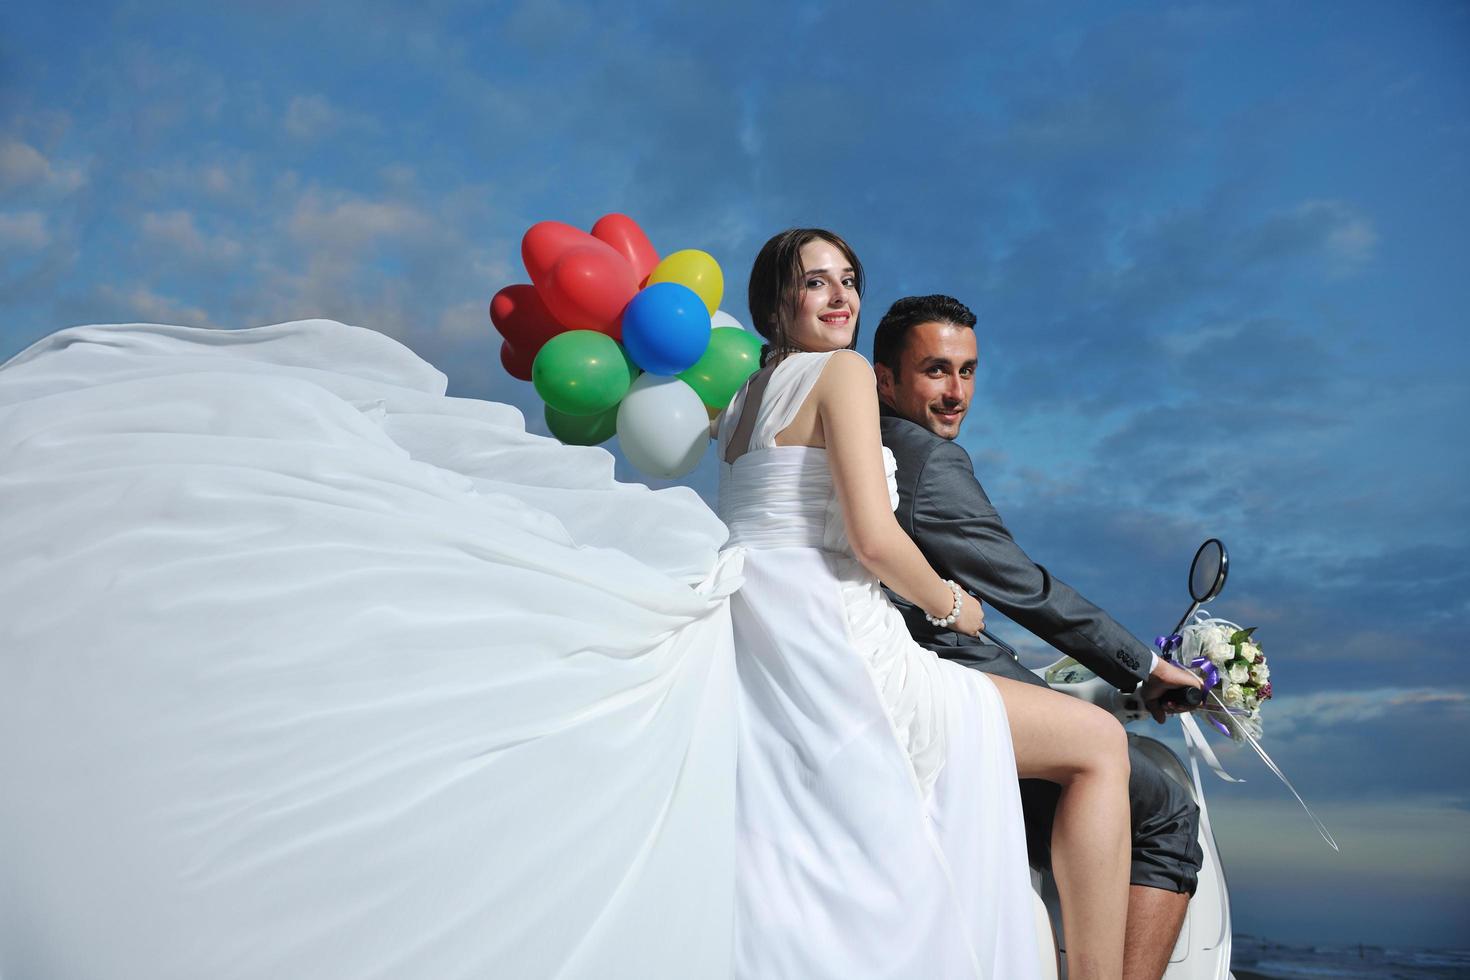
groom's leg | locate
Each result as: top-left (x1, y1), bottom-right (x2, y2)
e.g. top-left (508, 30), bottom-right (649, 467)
top-left (1122, 737), bottom-right (1202, 980)
top-left (1018, 777), bottom-right (1061, 870)
top-left (1124, 886), bottom-right (1188, 980)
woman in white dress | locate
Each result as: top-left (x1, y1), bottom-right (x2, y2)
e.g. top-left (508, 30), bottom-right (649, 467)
top-left (722, 229), bottom-right (1131, 979)
top-left (0, 238), bottom-right (1124, 979)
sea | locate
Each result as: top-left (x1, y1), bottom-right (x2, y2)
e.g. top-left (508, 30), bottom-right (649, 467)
top-left (1232, 934), bottom-right (1470, 979)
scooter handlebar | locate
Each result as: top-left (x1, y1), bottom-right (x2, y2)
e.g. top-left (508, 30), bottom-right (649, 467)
top-left (1159, 686), bottom-right (1205, 708)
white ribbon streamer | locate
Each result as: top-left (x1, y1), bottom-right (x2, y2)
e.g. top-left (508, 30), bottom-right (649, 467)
top-left (1197, 686), bottom-right (1340, 852)
top-left (1175, 609), bottom-right (1339, 852)
top-left (1179, 711), bottom-right (1245, 785)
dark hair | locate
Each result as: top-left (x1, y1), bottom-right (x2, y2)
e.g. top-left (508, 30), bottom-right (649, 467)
top-left (747, 228), bottom-right (865, 366)
top-left (872, 294), bottom-right (977, 374)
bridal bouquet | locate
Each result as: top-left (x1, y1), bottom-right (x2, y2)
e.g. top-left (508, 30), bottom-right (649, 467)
top-left (1169, 616), bottom-right (1272, 740)
top-left (1164, 615), bottom-right (1334, 849)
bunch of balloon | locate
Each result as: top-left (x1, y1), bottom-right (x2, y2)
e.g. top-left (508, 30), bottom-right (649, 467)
top-left (489, 213), bottom-right (763, 478)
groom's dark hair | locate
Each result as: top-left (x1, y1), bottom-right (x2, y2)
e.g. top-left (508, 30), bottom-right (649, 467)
top-left (872, 295), bottom-right (977, 374)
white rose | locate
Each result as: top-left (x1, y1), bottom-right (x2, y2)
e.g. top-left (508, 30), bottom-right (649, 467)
top-left (1227, 661), bottom-right (1251, 684)
top-left (1249, 662), bottom-right (1270, 685)
top-left (1236, 642), bottom-right (1259, 664)
top-left (1222, 682), bottom-right (1245, 708)
top-left (1205, 640), bottom-right (1233, 667)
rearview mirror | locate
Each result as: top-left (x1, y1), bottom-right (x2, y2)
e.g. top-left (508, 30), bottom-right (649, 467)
top-left (1189, 538), bottom-right (1228, 603)
top-left (1173, 538), bottom-right (1229, 636)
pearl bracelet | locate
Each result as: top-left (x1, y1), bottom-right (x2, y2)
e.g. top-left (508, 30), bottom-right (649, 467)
top-left (924, 579), bottom-right (964, 628)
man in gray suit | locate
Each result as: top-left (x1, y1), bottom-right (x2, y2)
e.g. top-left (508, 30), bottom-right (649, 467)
top-left (874, 294), bottom-right (1204, 980)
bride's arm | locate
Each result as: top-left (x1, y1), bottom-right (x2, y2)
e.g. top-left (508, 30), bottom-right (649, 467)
top-left (817, 350), bottom-right (983, 635)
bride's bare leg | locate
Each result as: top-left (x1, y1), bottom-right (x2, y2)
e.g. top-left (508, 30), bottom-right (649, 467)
top-left (990, 675), bottom-right (1130, 980)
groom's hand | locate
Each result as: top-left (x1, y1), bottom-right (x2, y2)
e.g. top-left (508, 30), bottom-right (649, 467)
top-left (1141, 658), bottom-right (1204, 724)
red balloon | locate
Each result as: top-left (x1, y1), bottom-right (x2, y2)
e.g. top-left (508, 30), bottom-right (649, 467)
top-left (490, 284), bottom-right (563, 355)
top-left (500, 340), bottom-right (535, 381)
top-left (521, 221), bottom-right (598, 284)
top-left (592, 213), bottom-right (660, 285)
top-left (541, 245), bottom-right (640, 339)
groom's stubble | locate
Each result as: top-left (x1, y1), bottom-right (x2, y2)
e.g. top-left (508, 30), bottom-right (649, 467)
top-left (875, 320), bottom-right (979, 441)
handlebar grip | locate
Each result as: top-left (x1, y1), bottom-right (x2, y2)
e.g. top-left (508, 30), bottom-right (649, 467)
top-left (1160, 686), bottom-right (1205, 708)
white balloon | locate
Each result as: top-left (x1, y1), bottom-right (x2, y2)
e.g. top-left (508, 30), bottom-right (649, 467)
top-left (710, 310), bottom-right (745, 332)
top-left (617, 374), bottom-right (710, 478)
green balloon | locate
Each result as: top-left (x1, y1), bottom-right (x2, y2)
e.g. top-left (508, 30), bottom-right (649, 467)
top-left (615, 341), bottom-right (641, 383)
top-left (532, 330), bottom-right (634, 416)
top-left (677, 327), bottom-right (763, 409)
top-left (545, 403), bottom-right (618, 446)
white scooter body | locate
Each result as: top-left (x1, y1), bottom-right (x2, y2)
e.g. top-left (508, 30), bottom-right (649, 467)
top-left (1028, 666), bottom-right (1235, 980)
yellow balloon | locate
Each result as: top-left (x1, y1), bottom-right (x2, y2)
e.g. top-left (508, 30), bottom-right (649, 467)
top-left (647, 249), bottom-right (723, 315)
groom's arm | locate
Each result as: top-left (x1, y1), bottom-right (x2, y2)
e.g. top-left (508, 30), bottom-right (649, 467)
top-left (910, 439), bottom-right (1152, 692)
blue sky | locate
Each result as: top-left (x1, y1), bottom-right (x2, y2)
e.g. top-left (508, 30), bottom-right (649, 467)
top-left (3, 0), bottom-right (1467, 948)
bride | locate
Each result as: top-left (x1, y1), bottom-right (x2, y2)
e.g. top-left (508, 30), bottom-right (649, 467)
top-left (725, 229), bottom-right (1130, 979)
top-left (0, 232), bottom-right (1127, 979)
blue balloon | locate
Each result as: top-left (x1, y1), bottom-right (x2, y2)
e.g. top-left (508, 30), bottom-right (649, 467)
top-left (620, 282), bottom-right (713, 375)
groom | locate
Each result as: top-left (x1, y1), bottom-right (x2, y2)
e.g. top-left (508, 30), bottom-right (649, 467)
top-left (874, 294), bottom-right (1204, 980)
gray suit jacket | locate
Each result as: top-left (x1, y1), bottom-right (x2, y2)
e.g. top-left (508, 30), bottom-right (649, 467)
top-left (880, 406), bottom-right (1152, 692)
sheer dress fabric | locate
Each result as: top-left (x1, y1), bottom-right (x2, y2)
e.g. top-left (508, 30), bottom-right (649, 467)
top-left (0, 320), bottom-right (742, 980)
top-left (718, 350), bottom-right (1041, 979)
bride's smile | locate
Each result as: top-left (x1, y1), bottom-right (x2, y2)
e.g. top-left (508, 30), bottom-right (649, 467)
top-left (791, 239), bottom-right (861, 352)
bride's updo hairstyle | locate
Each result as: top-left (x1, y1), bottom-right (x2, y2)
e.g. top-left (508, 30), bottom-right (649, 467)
top-left (747, 228), bottom-right (866, 366)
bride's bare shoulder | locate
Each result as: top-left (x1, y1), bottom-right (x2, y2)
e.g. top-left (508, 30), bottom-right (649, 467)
top-left (814, 348), bottom-right (877, 404)
top-left (816, 348), bottom-right (875, 387)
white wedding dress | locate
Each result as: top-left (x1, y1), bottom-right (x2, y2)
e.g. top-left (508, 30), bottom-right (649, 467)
top-left (720, 350), bottom-right (1041, 979)
top-left (0, 322), bottom-right (1038, 979)
top-left (0, 320), bottom-right (743, 979)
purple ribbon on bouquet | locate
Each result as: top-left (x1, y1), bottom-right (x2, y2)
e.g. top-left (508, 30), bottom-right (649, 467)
top-left (1155, 633), bottom-right (1230, 735)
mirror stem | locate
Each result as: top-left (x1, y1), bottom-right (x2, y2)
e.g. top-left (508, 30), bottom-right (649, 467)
top-left (1171, 601), bottom-right (1201, 639)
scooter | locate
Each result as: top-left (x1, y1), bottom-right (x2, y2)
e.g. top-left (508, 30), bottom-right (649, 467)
top-left (1019, 539), bottom-right (1237, 980)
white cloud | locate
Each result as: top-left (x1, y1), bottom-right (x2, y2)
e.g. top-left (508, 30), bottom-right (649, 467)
top-left (98, 285), bottom-right (216, 328)
top-left (201, 163), bottom-right (239, 195)
top-left (468, 247), bottom-right (514, 286)
top-left (284, 95), bottom-right (336, 139)
top-left (133, 157), bottom-right (256, 203)
top-left (287, 192), bottom-right (435, 251)
top-left (1265, 686), bottom-right (1469, 737)
top-left (199, 157), bottom-right (257, 199)
top-left (140, 210), bottom-right (243, 263)
top-left (141, 211), bottom-right (201, 249)
top-left (0, 140), bottom-right (48, 189)
top-left (1324, 212), bottom-right (1378, 268)
top-left (380, 164), bottom-right (417, 190)
top-left (1253, 199), bottom-right (1379, 276)
top-left (0, 139), bottom-right (85, 194)
top-left (0, 211), bottom-right (50, 250)
top-left (283, 94), bottom-right (381, 141)
top-left (436, 298), bottom-right (492, 340)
